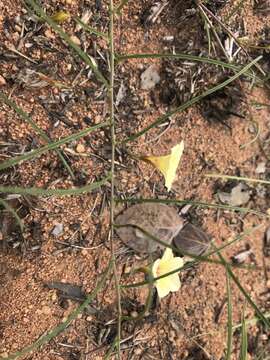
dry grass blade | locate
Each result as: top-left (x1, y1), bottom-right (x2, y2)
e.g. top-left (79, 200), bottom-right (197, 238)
top-left (0, 174), bottom-right (111, 197)
top-left (0, 122), bottom-right (108, 171)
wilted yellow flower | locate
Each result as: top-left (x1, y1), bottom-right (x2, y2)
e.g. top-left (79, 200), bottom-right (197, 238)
top-left (142, 141), bottom-right (184, 191)
top-left (152, 248), bottom-right (183, 298)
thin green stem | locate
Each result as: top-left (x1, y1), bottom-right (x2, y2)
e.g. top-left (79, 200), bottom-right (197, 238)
top-left (215, 248), bottom-right (270, 328)
top-left (206, 174), bottom-right (270, 185)
top-left (0, 174), bottom-right (110, 196)
top-left (225, 267), bottom-right (232, 360)
top-left (116, 197), bottom-right (267, 218)
top-left (116, 53), bottom-right (259, 82)
top-left (108, 1), bottom-right (122, 358)
top-left (0, 122), bottom-right (108, 171)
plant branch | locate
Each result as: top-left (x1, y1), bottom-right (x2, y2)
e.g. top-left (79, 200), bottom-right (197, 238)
top-left (108, 1), bottom-right (122, 358)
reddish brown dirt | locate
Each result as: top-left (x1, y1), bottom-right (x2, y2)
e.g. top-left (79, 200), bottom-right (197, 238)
top-left (0, 1), bottom-right (270, 359)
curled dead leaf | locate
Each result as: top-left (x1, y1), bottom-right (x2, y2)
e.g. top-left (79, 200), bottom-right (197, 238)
top-left (115, 203), bottom-right (183, 253)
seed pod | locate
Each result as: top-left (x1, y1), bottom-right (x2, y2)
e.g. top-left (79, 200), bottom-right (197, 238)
top-left (115, 203), bottom-right (184, 253)
top-left (173, 223), bottom-right (211, 257)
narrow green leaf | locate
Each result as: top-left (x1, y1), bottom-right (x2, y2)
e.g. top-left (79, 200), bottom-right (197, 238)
top-left (0, 198), bottom-right (24, 232)
top-left (0, 122), bottom-right (108, 171)
top-left (0, 174), bottom-right (110, 197)
top-left (216, 250), bottom-right (270, 329)
top-left (25, 0), bottom-right (108, 87)
top-left (116, 53), bottom-right (259, 82)
top-left (74, 17), bottom-right (108, 40)
top-left (206, 173), bottom-right (270, 186)
top-left (0, 92), bottom-right (75, 179)
top-left (121, 56), bottom-right (262, 143)
top-left (116, 197), bottom-right (267, 218)
top-left (240, 306), bottom-right (248, 360)
top-left (233, 312), bottom-right (270, 330)
top-left (225, 268), bottom-right (233, 360)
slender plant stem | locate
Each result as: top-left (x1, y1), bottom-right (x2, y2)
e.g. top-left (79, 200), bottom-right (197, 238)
top-left (206, 173), bottom-right (270, 185)
top-left (108, 1), bottom-right (122, 358)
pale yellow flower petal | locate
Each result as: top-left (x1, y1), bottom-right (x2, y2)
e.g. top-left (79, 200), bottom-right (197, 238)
top-left (161, 247), bottom-right (174, 261)
top-left (152, 258), bottom-right (160, 278)
top-left (142, 141), bottom-right (184, 191)
top-left (155, 277), bottom-right (171, 298)
top-left (152, 248), bottom-right (184, 298)
top-left (159, 257), bottom-right (184, 274)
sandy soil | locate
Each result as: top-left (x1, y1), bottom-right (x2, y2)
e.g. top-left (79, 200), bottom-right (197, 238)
top-left (0, 0), bottom-right (270, 359)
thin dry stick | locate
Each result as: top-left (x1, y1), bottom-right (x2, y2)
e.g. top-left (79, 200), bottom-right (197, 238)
top-left (108, 1), bottom-right (122, 358)
top-left (198, 4), bottom-right (230, 62)
top-left (198, 1), bottom-right (266, 77)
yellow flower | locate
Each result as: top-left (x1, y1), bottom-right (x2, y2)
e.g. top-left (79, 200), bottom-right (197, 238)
top-left (152, 248), bottom-right (184, 298)
top-left (141, 141), bottom-right (184, 191)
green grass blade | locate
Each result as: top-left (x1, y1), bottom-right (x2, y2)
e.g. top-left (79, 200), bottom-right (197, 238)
top-left (216, 250), bottom-right (270, 329)
top-left (0, 92), bottom-right (75, 180)
top-left (121, 56), bottom-right (262, 143)
top-left (0, 198), bottom-right (24, 232)
top-left (206, 173), bottom-right (270, 185)
top-left (116, 53), bottom-right (258, 82)
top-left (232, 312), bottom-right (270, 330)
top-left (5, 259), bottom-right (113, 360)
top-left (25, 0), bottom-right (108, 87)
top-left (116, 197), bottom-right (267, 218)
top-left (74, 17), bottom-right (108, 40)
top-left (0, 174), bottom-right (110, 197)
top-left (240, 306), bottom-right (248, 360)
top-left (225, 268), bottom-right (233, 360)
top-left (0, 122), bottom-right (108, 171)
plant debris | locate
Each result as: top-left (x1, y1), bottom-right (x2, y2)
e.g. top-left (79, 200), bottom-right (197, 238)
top-left (141, 65), bottom-right (161, 90)
top-left (173, 223), bottom-right (211, 257)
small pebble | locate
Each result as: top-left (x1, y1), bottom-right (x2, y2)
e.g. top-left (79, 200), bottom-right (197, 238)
top-left (130, 311), bottom-right (138, 318)
top-left (70, 35), bottom-right (81, 46)
top-left (76, 144), bottom-right (85, 153)
top-left (134, 348), bottom-right (142, 355)
top-left (44, 28), bottom-right (55, 39)
top-left (255, 162), bottom-right (266, 174)
top-left (52, 223), bottom-right (64, 237)
top-left (0, 353), bottom-right (9, 358)
top-left (42, 305), bottom-right (51, 315)
top-left (0, 75), bottom-right (6, 86)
